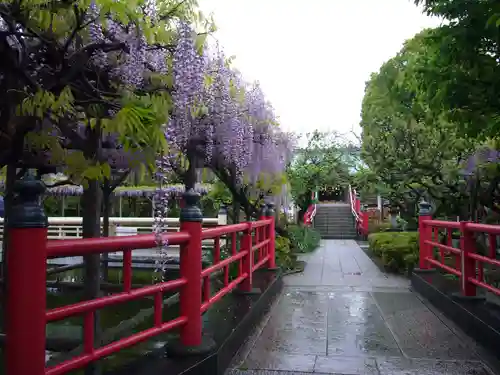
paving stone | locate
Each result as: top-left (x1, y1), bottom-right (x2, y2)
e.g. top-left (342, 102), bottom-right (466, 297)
top-left (373, 292), bottom-right (479, 360)
top-left (249, 325), bottom-right (327, 355)
top-left (327, 292), bottom-right (402, 357)
top-left (377, 357), bottom-right (491, 375)
top-left (231, 240), bottom-right (491, 375)
top-left (242, 351), bottom-right (316, 372)
top-left (314, 355), bottom-right (379, 374)
top-left (265, 290), bottom-right (328, 331)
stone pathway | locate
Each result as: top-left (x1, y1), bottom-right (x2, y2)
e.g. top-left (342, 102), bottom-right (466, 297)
top-left (227, 240), bottom-right (497, 375)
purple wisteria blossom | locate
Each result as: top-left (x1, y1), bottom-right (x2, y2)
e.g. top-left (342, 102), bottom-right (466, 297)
top-left (162, 25), bottom-right (294, 190)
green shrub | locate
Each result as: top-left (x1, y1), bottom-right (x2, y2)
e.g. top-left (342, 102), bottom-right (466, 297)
top-left (286, 225), bottom-right (321, 253)
top-left (368, 232), bottom-right (419, 273)
top-left (275, 235), bottom-right (297, 270)
top-left (368, 221), bottom-right (392, 233)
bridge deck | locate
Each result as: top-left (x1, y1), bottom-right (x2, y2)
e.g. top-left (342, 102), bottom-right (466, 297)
top-left (227, 240), bottom-right (496, 375)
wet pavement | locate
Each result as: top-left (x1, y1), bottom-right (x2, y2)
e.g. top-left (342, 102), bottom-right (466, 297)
top-left (226, 240), bottom-right (496, 375)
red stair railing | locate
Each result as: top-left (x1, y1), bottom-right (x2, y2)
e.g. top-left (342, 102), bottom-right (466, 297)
top-left (303, 203), bottom-right (316, 226)
top-left (349, 185), bottom-right (368, 237)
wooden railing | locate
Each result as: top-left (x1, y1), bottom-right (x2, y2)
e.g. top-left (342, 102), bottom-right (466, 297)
top-left (5, 179), bottom-right (277, 375)
top-left (418, 202), bottom-right (500, 297)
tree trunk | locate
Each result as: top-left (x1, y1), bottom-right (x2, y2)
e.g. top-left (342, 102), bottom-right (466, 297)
top-left (82, 123), bottom-right (103, 375)
top-left (101, 180), bottom-right (112, 282)
top-left (185, 155), bottom-right (197, 191)
top-left (82, 181), bottom-right (103, 375)
top-left (232, 200), bottom-right (240, 224)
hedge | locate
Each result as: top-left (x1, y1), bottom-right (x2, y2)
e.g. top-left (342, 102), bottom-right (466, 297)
top-left (286, 225), bottom-right (321, 253)
top-left (368, 231), bottom-right (419, 273)
top-left (368, 221), bottom-right (392, 234)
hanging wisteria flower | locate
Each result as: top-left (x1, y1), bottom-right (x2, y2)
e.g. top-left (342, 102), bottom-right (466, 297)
top-left (86, 0), bottom-right (169, 88)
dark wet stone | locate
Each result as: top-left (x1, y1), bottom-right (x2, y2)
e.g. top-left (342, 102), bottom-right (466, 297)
top-left (352, 286), bottom-right (411, 293)
top-left (412, 271), bottom-right (500, 371)
top-left (314, 355), bottom-right (378, 374)
top-left (229, 292), bottom-right (283, 369)
top-left (284, 240), bottom-right (408, 289)
top-left (227, 371), bottom-right (320, 375)
top-left (339, 257), bottom-right (362, 274)
top-left (373, 292), bottom-right (479, 360)
top-left (264, 290), bottom-right (327, 331)
top-left (327, 292), bottom-right (401, 357)
top-left (327, 292), bottom-right (380, 324)
top-left (285, 285), bottom-right (355, 293)
top-left (321, 272), bottom-right (347, 285)
top-left (327, 330), bottom-right (401, 357)
top-left (372, 291), bottom-right (425, 314)
top-left (250, 326), bottom-right (327, 355)
top-left (106, 270), bottom-right (283, 375)
top-left (377, 357), bottom-right (491, 375)
top-left (242, 351), bottom-right (316, 372)
top-left (228, 241), bottom-right (493, 375)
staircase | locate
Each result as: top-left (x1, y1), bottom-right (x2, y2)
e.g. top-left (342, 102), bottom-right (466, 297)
top-left (313, 203), bottom-right (357, 239)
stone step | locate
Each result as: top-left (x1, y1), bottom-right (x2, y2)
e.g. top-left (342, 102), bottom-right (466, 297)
top-left (314, 222), bottom-right (355, 226)
top-left (315, 220), bottom-right (354, 223)
top-left (314, 226), bottom-right (356, 229)
top-left (314, 216), bottom-right (354, 220)
top-left (319, 231), bottom-right (357, 236)
top-left (315, 225), bottom-right (355, 228)
top-left (316, 216), bottom-right (353, 219)
top-left (313, 207), bottom-right (357, 239)
top-left (316, 230), bottom-right (357, 235)
top-left (314, 215), bottom-right (354, 219)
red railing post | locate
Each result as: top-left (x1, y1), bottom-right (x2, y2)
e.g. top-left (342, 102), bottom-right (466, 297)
top-left (6, 172), bottom-right (48, 375)
top-left (418, 200), bottom-right (433, 270)
top-left (240, 221), bottom-right (254, 292)
top-left (178, 189), bottom-right (203, 347)
top-left (460, 222), bottom-right (476, 297)
top-left (355, 191), bottom-right (361, 215)
top-left (265, 202), bottom-right (277, 269)
top-left (360, 204), bottom-right (369, 238)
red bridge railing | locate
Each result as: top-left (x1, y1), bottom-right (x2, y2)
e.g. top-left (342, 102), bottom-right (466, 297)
top-left (418, 203), bottom-right (500, 298)
top-left (5, 178), bottom-right (276, 375)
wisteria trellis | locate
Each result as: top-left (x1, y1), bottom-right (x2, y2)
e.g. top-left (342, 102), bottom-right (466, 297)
top-left (0, 0), bottom-right (294, 279)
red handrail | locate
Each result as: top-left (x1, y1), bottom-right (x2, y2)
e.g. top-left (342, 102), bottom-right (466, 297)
top-left (349, 185), bottom-right (368, 237)
top-left (6, 214), bottom-right (276, 375)
top-left (303, 204), bottom-right (316, 226)
top-left (419, 213), bottom-right (500, 298)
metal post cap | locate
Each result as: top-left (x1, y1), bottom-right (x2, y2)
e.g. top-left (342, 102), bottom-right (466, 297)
top-left (265, 202), bottom-right (275, 217)
top-left (8, 170), bottom-right (48, 228)
top-left (180, 189), bottom-right (203, 222)
top-left (419, 200), bottom-right (432, 216)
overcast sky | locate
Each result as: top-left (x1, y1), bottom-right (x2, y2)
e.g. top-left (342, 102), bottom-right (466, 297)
top-left (199, 0), bottom-right (441, 141)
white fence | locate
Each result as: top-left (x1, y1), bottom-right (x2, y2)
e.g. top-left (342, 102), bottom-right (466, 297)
top-left (0, 214), bottom-right (228, 266)
top-left (0, 216), bottom-right (224, 239)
